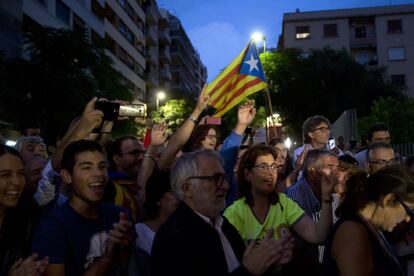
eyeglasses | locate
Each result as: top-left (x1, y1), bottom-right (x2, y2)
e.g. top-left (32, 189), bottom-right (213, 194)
top-left (252, 163), bottom-right (278, 173)
top-left (205, 134), bottom-right (218, 140)
top-left (398, 198), bottom-right (414, 218)
top-left (120, 149), bottom-right (145, 156)
top-left (187, 173), bottom-right (229, 185)
top-left (312, 126), bottom-right (331, 133)
top-left (368, 158), bottom-right (396, 166)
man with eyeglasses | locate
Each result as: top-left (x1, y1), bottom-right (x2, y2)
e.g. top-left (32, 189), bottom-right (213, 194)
top-left (285, 149), bottom-right (339, 276)
top-left (152, 150), bottom-right (294, 276)
top-left (293, 115), bottom-right (342, 170)
top-left (105, 136), bottom-right (146, 221)
top-left (355, 123), bottom-right (391, 168)
top-left (365, 142), bottom-right (395, 174)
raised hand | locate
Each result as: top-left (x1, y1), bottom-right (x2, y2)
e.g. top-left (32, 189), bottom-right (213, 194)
top-left (294, 144), bottom-right (310, 171)
top-left (8, 253), bottom-right (49, 276)
top-left (195, 85), bottom-right (210, 113)
top-left (320, 169), bottom-right (339, 202)
top-left (237, 100), bottom-right (256, 126)
top-left (78, 97), bottom-right (104, 135)
top-left (151, 123), bottom-right (168, 147)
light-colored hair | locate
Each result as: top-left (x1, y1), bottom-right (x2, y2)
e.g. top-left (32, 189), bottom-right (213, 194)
top-left (170, 149), bottom-right (223, 199)
top-left (303, 149), bottom-right (338, 179)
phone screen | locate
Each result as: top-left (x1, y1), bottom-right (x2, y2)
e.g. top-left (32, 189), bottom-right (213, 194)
top-left (206, 117), bottom-right (221, 125)
top-left (119, 104), bottom-right (145, 117)
top-left (328, 138), bottom-right (336, 149)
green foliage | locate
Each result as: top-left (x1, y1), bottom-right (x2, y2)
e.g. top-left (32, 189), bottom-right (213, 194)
top-left (151, 99), bottom-right (192, 133)
top-left (0, 28), bottom-right (134, 142)
top-left (358, 97), bottom-right (414, 144)
top-left (261, 47), bottom-right (400, 142)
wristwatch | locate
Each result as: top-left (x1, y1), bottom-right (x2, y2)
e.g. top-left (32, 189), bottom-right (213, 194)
top-left (188, 116), bottom-right (198, 124)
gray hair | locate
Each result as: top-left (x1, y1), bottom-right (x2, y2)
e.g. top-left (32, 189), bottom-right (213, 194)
top-left (170, 149), bottom-right (224, 199)
top-left (366, 142), bottom-right (394, 162)
top-left (303, 149), bottom-right (338, 179)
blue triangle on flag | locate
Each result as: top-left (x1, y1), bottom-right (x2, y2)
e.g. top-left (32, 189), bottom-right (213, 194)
top-left (239, 41), bottom-right (267, 82)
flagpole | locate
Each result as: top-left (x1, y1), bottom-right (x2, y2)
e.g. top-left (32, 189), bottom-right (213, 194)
top-left (261, 39), bottom-right (277, 140)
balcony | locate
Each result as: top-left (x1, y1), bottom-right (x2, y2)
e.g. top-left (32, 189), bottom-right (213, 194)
top-left (146, 5), bottom-right (158, 25)
top-left (160, 65), bottom-right (172, 81)
top-left (158, 29), bottom-right (171, 45)
top-left (159, 48), bottom-right (171, 63)
top-left (146, 26), bottom-right (157, 46)
top-left (350, 37), bottom-right (377, 48)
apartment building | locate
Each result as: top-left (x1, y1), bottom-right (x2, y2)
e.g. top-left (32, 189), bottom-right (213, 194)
top-left (1, 0), bottom-right (146, 104)
top-left (169, 12), bottom-right (207, 99)
top-left (143, 0), bottom-right (206, 111)
top-left (279, 4), bottom-right (414, 97)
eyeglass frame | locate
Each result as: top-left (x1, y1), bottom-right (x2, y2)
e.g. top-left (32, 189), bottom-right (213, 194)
top-left (312, 126), bottom-right (331, 133)
top-left (398, 198), bottom-right (414, 218)
top-left (252, 163), bottom-right (278, 173)
top-left (205, 134), bottom-right (218, 140)
top-left (120, 149), bottom-right (145, 156)
top-left (186, 172), bottom-right (229, 185)
top-left (368, 158), bottom-right (396, 166)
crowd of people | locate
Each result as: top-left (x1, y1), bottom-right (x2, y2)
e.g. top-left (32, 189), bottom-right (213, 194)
top-left (1, 91), bottom-right (414, 276)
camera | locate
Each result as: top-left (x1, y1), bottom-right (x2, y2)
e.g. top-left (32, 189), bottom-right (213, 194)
top-left (94, 101), bottom-right (120, 121)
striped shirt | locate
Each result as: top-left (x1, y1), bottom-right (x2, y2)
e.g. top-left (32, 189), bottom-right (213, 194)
top-left (285, 175), bottom-right (339, 262)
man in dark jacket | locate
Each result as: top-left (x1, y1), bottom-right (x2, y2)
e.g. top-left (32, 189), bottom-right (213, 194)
top-left (151, 150), bottom-right (294, 276)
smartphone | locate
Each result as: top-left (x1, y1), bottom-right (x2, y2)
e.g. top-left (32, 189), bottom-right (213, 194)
top-left (119, 104), bottom-right (146, 117)
top-left (95, 101), bottom-right (120, 121)
top-left (328, 137), bottom-right (336, 149)
top-left (244, 127), bottom-right (254, 136)
top-left (206, 117), bottom-right (221, 125)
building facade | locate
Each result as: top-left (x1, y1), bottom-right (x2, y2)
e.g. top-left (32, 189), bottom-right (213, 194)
top-left (144, 0), bottom-right (207, 111)
top-left (280, 4), bottom-right (414, 97)
top-left (0, 0), bottom-right (207, 112)
top-left (1, 0), bottom-right (146, 104)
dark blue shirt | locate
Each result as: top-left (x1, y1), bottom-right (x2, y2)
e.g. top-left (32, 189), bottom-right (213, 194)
top-left (31, 201), bottom-right (126, 275)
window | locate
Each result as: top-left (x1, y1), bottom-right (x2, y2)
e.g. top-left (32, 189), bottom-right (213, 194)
top-left (56, 0), bottom-right (70, 25)
top-left (35, 0), bottom-right (47, 7)
top-left (91, 0), bottom-right (104, 21)
top-left (324, 24), bottom-right (338, 37)
top-left (73, 13), bottom-right (85, 32)
top-left (296, 26), bottom-right (310, 39)
top-left (388, 19), bottom-right (402, 33)
top-left (391, 75), bottom-right (406, 87)
top-left (388, 47), bottom-right (405, 61)
top-left (355, 26), bottom-right (366, 38)
top-left (354, 53), bottom-right (370, 65)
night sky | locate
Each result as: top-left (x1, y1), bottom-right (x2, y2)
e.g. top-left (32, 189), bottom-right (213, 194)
top-left (157, 0), bottom-right (414, 82)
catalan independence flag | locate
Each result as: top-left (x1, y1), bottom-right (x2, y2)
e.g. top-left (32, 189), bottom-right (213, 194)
top-left (204, 40), bottom-right (267, 117)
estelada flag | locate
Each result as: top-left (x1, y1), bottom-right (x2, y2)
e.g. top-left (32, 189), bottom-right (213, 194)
top-left (204, 40), bottom-right (267, 117)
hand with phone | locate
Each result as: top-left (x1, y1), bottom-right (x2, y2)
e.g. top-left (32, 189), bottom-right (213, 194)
top-left (78, 97), bottom-right (105, 136)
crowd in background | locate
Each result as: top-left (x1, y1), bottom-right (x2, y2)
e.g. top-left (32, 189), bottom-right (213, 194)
top-left (1, 91), bottom-right (414, 276)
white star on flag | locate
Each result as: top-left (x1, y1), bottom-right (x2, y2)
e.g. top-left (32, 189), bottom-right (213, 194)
top-left (244, 54), bottom-right (259, 72)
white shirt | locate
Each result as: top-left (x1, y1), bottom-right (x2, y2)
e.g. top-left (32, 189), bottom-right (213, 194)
top-left (195, 212), bottom-right (240, 273)
top-left (135, 223), bottom-right (156, 255)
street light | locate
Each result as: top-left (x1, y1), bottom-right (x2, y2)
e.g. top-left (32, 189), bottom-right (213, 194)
top-left (156, 91), bottom-right (166, 110)
top-left (251, 31), bottom-right (266, 64)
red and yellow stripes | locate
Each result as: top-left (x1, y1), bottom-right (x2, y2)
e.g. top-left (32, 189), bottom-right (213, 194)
top-left (203, 43), bottom-right (266, 117)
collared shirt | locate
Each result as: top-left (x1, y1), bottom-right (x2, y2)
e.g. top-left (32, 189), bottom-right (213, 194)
top-left (195, 212), bottom-right (240, 273)
top-left (285, 175), bottom-right (339, 262)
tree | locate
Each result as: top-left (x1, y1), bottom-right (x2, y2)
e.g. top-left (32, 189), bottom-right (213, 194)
top-left (261, 47), bottom-right (400, 142)
top-left (151, 99), bottom-right (192, 134)
top-left (358, 97), bottom-right (414, 144)
top-left (0, 27), bottom-right (134, 143)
